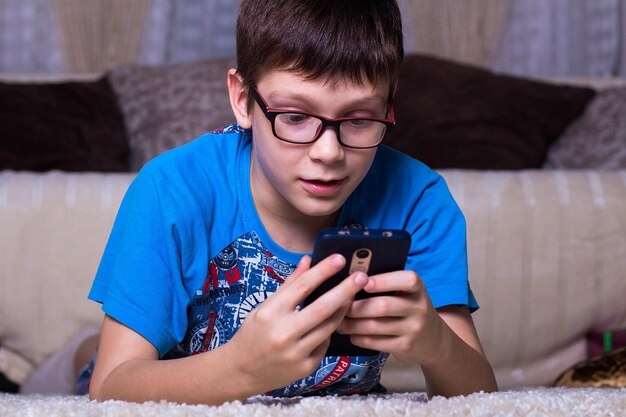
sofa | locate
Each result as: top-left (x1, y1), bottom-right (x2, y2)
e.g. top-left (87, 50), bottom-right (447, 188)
top-left (1, 55), bottom-right (625, 412)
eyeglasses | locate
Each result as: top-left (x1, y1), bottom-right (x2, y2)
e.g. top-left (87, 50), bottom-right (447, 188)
top-left (250, 87), bottom-right (395, 149)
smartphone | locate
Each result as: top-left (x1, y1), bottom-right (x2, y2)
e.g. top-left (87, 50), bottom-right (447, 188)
top-left (303, 228), bottom-right (411, 356)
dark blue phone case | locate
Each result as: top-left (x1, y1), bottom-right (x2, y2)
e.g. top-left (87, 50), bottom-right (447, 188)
top-left (304, 228), bottom-right (411, 356)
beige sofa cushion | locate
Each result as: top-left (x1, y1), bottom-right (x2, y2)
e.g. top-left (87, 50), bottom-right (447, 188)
top-left (383, 169), bottom-right (626, 390)
top-left (2, 169), bottom-right (626, 390)
top-left (0, 171), bottom-right (134, 383)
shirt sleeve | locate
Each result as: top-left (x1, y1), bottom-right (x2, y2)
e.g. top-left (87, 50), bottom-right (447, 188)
top-left (88, 164), bottom-right (192, 356)
top-left (405, 172), bottom-right (478, 312)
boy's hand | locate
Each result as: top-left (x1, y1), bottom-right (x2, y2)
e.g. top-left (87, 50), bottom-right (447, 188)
top-left (336, 270), bottom-right (446, 365)
top-left (228, 254), bottom-right (368, 393)
top-left (338, 271), bottom-right (498, 397)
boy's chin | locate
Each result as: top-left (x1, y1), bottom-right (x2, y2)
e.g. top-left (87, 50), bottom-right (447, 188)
top-left (295, 201), bottom-right (344, 220)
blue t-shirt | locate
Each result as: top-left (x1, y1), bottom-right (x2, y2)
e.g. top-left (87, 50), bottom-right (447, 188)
top-left (89, 124), bottom-right (477, 397)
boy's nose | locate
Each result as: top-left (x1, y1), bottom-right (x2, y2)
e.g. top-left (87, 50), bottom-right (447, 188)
top-left (308, 127), bottom-right (344, 164)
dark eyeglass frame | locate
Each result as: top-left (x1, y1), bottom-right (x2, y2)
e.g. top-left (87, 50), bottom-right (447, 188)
top-left (250, 87), bottom-right (395, 149)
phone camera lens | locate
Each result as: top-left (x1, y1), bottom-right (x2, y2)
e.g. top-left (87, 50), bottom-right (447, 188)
top-left (356, 249), bottom-right (370, 259)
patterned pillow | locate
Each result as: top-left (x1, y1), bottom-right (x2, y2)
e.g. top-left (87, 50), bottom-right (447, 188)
top-left (107, 58), bottom-right (236, 170)
top-left (553, 346), bottom-right (626, 388)
top-left (544, 87), bottom-right (626, 170)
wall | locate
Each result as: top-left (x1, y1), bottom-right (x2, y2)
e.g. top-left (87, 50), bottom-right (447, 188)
top-left (1, 0), bottom-right (624, 77)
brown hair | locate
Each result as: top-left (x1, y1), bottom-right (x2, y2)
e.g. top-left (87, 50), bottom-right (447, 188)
top-left (236, 0), bottom-right (404, 105)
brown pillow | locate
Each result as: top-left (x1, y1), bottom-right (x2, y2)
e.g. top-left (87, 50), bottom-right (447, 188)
top-left (0, 78), bottom-right (129, 172)
top-left (107, 58), bottom-right (236, 171)
top-left (387, 55), bottom-right (596, 169)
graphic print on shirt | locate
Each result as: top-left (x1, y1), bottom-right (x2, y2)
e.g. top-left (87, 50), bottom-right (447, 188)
top-left (167, 230), bottom-right (388, 397)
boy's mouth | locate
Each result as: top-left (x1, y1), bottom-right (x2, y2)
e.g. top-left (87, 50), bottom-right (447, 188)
top-left (301, 178), bottom-right (345, 196)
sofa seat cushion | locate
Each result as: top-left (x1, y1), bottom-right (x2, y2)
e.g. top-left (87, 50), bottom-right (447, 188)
top-left (382, 169), bottom-right (626, 390)
top-left (2, 167), bottom-right (626, 391)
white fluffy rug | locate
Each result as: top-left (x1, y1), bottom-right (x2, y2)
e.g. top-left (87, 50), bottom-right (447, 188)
top-left (1, 388), bottom-right (624, 417)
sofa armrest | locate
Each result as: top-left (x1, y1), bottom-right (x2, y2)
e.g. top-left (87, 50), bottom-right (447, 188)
top-left (382, 169), bottom-right (626, 390)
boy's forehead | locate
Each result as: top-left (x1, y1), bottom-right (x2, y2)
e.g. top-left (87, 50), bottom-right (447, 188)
top-left (258, 68), bottom-right (389, 99)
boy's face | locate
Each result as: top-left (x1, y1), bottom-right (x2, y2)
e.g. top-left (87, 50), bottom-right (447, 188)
top-left (230, 69), bottom-right (390, 224)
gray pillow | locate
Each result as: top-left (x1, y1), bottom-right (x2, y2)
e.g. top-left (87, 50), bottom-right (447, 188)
top-left (544, 87), bottom-right (626, 170)
top-left (107, 58), bottom-right (236, 170)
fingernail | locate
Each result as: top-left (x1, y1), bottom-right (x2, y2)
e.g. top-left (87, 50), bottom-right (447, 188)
top-left (354, 272), bottom-right (368, 286)
top-left (332, 254), bottom-right (345, 267)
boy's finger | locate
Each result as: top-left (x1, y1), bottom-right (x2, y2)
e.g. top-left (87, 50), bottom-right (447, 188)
top-left (288, 255), bottom-right (312, 281)
top-left (346, 295), bottom-right (409, 319)
top-left (363, 270), bottom-right (422, 294)
top-left (297, 271), bottom-right (368, 333)
top-left (283, 254), bottom-right (346, 306)
top-left (300, 307), bottom-right (347, 353)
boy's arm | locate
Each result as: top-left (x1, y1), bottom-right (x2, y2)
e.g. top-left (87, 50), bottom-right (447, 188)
top-left (421, 306), bottom-right (497, 398)
top-left (89, 315), bottom-right (260, 404)
top-left (90, 255), bottom-right (370, 405)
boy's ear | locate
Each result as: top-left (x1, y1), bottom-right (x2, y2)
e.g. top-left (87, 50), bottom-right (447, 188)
top-left (390, 80), bottom-right (399, 100)
top-left (227, 69), bottom-right (253, 129)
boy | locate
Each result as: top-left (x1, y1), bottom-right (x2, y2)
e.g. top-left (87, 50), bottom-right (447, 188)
top-left (85, 0), bottom-right (496, 405)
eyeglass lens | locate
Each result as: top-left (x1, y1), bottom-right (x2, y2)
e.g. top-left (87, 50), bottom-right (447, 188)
top-left (274, 113), bottom-right (386, 147)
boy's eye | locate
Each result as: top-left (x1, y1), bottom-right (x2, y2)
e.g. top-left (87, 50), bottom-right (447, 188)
top-left (277, 113), bottom-right (313, 125)
top-left (346, 119), bottom-right (373, 128)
